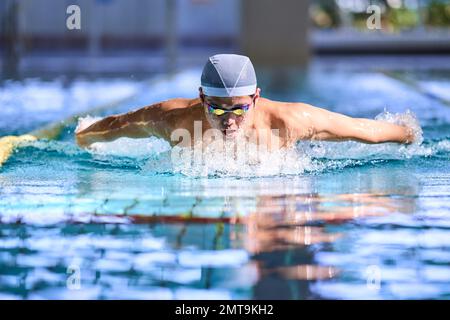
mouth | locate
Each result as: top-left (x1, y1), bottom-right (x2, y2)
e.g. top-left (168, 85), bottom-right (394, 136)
top-left (221, 128), bottom-right (238, 136)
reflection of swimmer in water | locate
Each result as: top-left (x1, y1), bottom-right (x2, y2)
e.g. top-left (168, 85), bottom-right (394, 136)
top-left (76, 54), bottom-right (416, 149)
top-left (234, 192), bottom-right (408, 254)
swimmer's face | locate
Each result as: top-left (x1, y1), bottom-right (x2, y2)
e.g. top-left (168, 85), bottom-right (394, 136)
top-left (200, 88), bottom-right (260, 137)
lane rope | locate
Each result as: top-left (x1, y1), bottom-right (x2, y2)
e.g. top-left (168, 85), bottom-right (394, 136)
top-left (0, 75), bottom-right (168, 168)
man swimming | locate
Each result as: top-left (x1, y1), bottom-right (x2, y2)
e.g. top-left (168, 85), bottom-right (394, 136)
top-left (76, 54), bottom-right (415, 149)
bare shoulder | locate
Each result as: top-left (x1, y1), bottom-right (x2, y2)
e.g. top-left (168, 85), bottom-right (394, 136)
top-left (161, 98), bottom-right (204, 119)
top-left (258, 98), bottom-right (324, 122)
top-left (258, 98), bottom-right (331, 140)
top-left (141, 98), bottom-right (199, 112)
top-left (127, 97), bottom-right (201, 121)
top-left (161, 98), bottom-right (201, 110)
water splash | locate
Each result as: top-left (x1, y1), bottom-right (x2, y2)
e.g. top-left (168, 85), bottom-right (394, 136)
top-left (69, 111), bottom-right (447, 177)
top-left (75, 116), bottom-right (171, 158)
top-left (375, 109), bottom-right (423, 145)
top-left (300, 109), bottom-right (429, 161)
top-left (167, 141), bottom-right (318, 177)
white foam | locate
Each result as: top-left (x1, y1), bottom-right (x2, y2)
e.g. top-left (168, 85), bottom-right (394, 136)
top-left (91, 137), bottom-right (171, 158)
top-left (72, 110), bottom-right (438, 177)
top-left (75, 116), bottom-right (171, 158)
top-left (75, 115), bottom-right (102, 133)
top-left (169, 139), bottom-right (318, 177)
top-left (375, 109), bottom-right (424, 145)
top-left (302, 109), bottom-right (429, 161)
top-left (435, 140), bottom-right (450, 152)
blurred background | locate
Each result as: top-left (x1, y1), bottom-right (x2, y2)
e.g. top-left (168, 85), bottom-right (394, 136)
top-left (1, 0), bottom-right (450, 80)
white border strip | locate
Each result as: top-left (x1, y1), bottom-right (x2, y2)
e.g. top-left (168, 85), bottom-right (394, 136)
top-left (202, 85), bottom-right (257, 97)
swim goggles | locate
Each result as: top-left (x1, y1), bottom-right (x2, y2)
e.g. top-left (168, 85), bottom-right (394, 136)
top-left (207, 103), bottom-right (250, 116)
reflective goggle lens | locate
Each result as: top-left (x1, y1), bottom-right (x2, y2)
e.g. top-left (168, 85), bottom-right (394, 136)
top-left (208, 105), bottom-right (249, 116)
top-left (212, 108), bottom-right (226, 116)
top-left (232, 109), bottom-right (245, 116)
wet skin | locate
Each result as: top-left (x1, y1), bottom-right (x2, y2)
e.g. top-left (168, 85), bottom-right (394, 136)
top-left (76, 87), bottom-right (415, 149)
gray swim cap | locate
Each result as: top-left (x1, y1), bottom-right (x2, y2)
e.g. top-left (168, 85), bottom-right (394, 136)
top-left (201, 54), bottom-right (257, 97)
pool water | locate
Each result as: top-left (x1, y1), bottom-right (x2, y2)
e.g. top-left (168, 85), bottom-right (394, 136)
top-left (0, 65), bottom-right (449, 300)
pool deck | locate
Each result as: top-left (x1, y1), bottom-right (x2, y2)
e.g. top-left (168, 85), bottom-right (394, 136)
top-left (2, 49), bottom-right (450, 79)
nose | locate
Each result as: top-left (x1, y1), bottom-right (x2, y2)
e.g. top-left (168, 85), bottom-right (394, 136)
top-left (222, 113), bottom-right (237, 127)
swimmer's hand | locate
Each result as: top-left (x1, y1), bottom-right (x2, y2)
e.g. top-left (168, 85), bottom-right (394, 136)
top-left (402, 125), bottom-right (415, 144)
top-left (375, 110), bottom-right (422, 145)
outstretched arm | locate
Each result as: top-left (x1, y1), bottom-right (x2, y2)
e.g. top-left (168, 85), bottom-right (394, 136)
top-left (290, 104), bottom-right (415, 144)
top-left (75, 103), bottom-right (170, 148)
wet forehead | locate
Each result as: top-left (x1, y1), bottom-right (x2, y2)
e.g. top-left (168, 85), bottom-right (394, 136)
top-left (205, 95), bottom-right (253, 107)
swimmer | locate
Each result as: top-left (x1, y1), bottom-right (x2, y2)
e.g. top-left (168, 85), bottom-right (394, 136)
top-left (76, 54), bottom-right (416, 149)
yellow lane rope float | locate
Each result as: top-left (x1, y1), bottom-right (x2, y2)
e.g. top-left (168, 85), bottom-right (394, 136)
top-left (0, 134), bottom-right (38, 167)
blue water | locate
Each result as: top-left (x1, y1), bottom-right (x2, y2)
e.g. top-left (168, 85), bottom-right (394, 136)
top-left (0, 65), bottom-right (449, 300)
